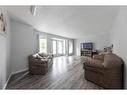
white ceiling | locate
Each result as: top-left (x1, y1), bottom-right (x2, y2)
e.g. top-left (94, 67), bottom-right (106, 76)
top-left (4, 6), bottom-right (119, 38)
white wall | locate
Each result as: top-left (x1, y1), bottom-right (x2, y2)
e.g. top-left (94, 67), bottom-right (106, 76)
top-left (0, 33), bottom-right (6, 89)
top-left (74, 33), bottom-right (111, 55)
top-left (9, 19), bottom-right (75, 75)
top-left (10, 19), bottom-right (36, 74)
top-left (110, 7), bottom-right (127, 88)
top-left (0, 8), bottom-right (11, 89)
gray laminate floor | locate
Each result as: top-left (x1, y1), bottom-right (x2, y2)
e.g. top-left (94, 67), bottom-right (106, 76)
top-left (6, 56), bottom-right (102, 89)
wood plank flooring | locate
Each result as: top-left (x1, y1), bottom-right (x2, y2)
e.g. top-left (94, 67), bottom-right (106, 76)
top-left (6, 56), bottom-right (102, 89)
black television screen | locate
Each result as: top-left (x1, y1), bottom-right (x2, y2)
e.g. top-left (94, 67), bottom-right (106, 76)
top-left (81, 43), bottom-right (93, 50)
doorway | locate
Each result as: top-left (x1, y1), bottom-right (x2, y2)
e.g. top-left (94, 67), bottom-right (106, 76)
top-left (52, 39), bottom-right (65, 57)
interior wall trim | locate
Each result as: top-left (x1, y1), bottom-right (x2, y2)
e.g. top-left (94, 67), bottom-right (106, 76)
top-left (3, 68), bottom-right (28, 89)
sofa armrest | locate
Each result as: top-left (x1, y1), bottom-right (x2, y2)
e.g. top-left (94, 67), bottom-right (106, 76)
top-left (84, 61), bottom-right (104, 69)
top-left (47, 54), bottom-right (53, 59)
top-left (47, 55), bottom-right (53, 59)
top-left (31, 58), bottom-right (47, 64)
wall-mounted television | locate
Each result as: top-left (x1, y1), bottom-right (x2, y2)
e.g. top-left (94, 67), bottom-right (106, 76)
top-left (81, 42), bottom-right (93, 50)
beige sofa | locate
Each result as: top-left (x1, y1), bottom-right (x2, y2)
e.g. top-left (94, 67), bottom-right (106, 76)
top-left (83, 53), bottom-right (124, 89)
top-left (28, 53), bottom-right (53, 75)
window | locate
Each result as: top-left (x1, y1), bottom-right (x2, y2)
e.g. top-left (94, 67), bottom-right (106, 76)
top-left (58, 41), bottom-right (63, 54)
top-left (63, 40), bottom-right (66, 54)
top-left (53, 40), bottom-right (57, 54)
top-left (39, 39), bottom-right (47, 53)
top-left (69, 40), bottom-right (73, 54)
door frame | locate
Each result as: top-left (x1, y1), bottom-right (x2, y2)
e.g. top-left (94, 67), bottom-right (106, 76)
top-left (51, 39), bottom-right (65, 57)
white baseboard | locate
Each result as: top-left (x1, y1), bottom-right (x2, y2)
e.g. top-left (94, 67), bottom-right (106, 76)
top-left (2, 68), bottom-right (28, 89)
top-left (11, 68), bottom-right (28, 75)
top-left (3, 74), bottom-right (12, 89)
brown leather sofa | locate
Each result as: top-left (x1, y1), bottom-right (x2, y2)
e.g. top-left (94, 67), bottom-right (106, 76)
top-left (28, 53), bottom-right (53, 75)
top-left (83, 53), bottom-right (124, 89)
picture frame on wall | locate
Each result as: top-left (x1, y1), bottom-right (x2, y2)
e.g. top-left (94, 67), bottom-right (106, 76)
top-left (0, 9), bottom-right (7, 37)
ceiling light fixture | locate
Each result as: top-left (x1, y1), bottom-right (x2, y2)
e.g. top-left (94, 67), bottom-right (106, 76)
top-left (31, 6), bottom-right (37, 16)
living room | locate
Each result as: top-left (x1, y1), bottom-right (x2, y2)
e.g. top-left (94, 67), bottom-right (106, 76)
top-left (0, 4), bottom-right (127, 91)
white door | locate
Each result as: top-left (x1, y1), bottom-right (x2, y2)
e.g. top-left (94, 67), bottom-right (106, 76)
top-left (52, 40), bottom-right (57, 56)
top-left (52, 39), bottom-right (65, 57)
top-left (58, 41), bottom-right (63, 56)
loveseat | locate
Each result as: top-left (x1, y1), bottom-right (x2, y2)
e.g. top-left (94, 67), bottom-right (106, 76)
top-left (83, 53), bottom-right (124, 89)
top-left (28, 53), bottom-right (53, 75)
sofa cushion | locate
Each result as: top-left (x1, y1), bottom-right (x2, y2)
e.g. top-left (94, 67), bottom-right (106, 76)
top-left (38, 53), bottom-right (47, 57)
top-left (32, 54), bottom-right (43, 59)
top-left (93, 54), bottom-right (104, 61)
